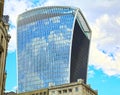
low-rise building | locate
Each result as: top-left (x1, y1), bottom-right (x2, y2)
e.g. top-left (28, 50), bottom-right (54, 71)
top-left (4, 91), bottom-right (17, 95)
top-left (18, 79), bottom-right (97, 95)
top-left (18, 88), bottom-right (48, 95)
top-left (49, 79), bottom-right (97, 95)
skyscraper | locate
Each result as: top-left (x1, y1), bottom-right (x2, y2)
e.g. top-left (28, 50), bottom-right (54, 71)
top-left (17, 6), bottom-right (91, 93)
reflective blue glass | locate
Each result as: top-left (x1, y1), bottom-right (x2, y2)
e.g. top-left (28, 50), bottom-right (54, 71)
top-left (17, 6), bottom-right (91, 93)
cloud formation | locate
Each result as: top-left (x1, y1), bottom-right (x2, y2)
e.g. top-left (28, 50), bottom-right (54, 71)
top-left (4, 0), bottom-right (43, 52)
top-left (4, 0), bottom-right (120, 77)
top-left (89, 14), bottom-right (120, 77)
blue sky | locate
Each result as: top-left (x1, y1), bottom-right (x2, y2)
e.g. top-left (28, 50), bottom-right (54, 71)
top-left (4, 0), bottom-right (120, 95)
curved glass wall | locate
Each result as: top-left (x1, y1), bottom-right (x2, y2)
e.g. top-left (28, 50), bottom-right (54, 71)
top-left (17, 6), bottom-right (91, 93)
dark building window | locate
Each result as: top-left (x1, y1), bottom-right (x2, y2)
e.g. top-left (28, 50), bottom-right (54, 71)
top-left (40, 92), bottom-right (42, 95)
top-left (44, 92), bottom-right (46, 95)
top-left (0, 52), bottom-right (2, 59)
top-left (75, 87), bottom-right (79, 92)
top-left (58, 90), bottom-right (61, 94)
top-left (63, 90), bottom-right (67, 93)
top-left (1, 35), bottom-right (3, 45)
top-left (68, 89), bottom-right (72, 92)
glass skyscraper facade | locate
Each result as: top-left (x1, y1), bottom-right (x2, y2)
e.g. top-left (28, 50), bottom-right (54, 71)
top-left (17, 6), bottom-right (91, 93)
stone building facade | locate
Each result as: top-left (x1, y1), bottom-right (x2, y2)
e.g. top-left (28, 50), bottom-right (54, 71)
top-left (18, 89), bottom-right (48, 95)
top-left (0, 0), bottom-right (10, 95)
top-left (0, 0), bottom-right (4, 18)
top-left (4, 91), bottom-right (17, 95)
top-left (49, 79), bottom-right (97, 95)
top-left (18, 79), bottom-right (97, 95)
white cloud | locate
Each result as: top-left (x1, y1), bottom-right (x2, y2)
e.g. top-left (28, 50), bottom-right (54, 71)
top-left (42, 0), bottom-right (71, 6)
top-left (90, 14), bottom-right (120, 52)
top-left (4, 0), bottom-right (32, 26)
top-left (88, 70), bottom-right (95, 79)
top-left (89, 14), bottom-right (120, 77)
top-left (5, 0), bottom-right (120, 52)
top-left (8, 28), bottom-right (16, 52)
top-left (116, 17), bottom-right (120, 25)
top-left (4, 0), bottom-right (44, 52)
top-left (4, 0), bottom-right (120, 77)
top-left (12, 86), bottom-right (18, 92)
top-left (31, 37), bottom-right (48, 56)
top-left (5, 86), bottom-right (18, 93)
top-left (89, 42), bottom-right (120, 76)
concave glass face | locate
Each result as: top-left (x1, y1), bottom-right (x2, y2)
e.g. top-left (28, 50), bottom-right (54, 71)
top-left (17, 7), bottom-right (91, 93)
top-left (17, 8), bottom-right (75, 92)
